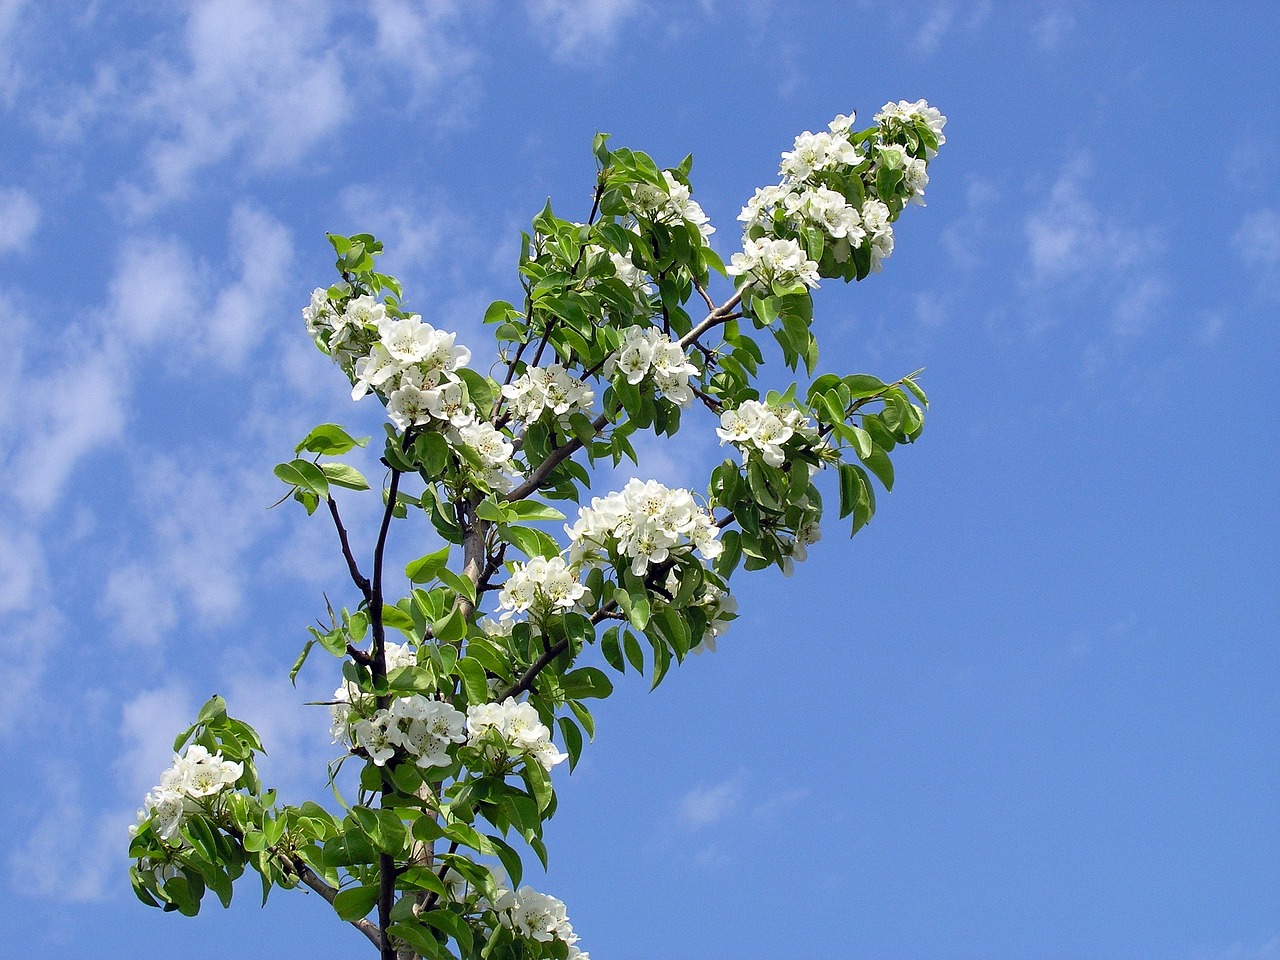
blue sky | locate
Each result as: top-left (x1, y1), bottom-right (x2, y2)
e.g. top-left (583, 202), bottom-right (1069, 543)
top-left (1, 2), bottom-right (1277, 958)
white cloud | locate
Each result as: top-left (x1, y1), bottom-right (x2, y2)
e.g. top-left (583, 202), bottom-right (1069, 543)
top-left (525, 0), bottom-right (643, 61)
top-left (942, 179), bottom-right (1000, 270)
top-left (105, 204), bottom-right (293, 365)
top-left (7, 347), bottom-right (128, 515)
top-left (913, 4), bottom-right (954, 57)
top-left (101, 562), bottom-right (179, 647)
top-left (118, 683), bottom-right (194, 798)
top-left (99, 453), bottom-right (280, 645)
top-left (678, 773), bottom-right (746, 828)
top-left (223, 667), bottom-right (333, 797)
top-left (1030, 7), bottom-right (1076, 51)
top-left (368, 0), bottom-right (478, 114)
top-left (1235, 208), bottom-right (1280, 267)
top-left (106, 236), bottom-right (202, 348)
top-left (0, 0), bottom-right (27, 103)
top-left (9, 791), bottom-right (129, 903)
top-left (122, 0), bottom-right (350, 212)
top-left (1024, 155), bottom-right (1157, 286)
top-left (205, 205), bottom-right (294, 365)
top-left (0, 186), bottom-right (39, 253)
top-left (340, 185), bottom-right (458, 279)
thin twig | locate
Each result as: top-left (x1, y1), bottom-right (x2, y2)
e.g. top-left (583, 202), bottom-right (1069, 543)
top-left (327, 497), bottom-right (372, 601)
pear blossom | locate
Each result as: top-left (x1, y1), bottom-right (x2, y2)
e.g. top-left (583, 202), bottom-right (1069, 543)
top-left (488, 883), bottom-right (578, 945)
top-left (497, 556), bottom-right (587, 621)
top-left (566, 478), bottom-right (721, 576)
top-left (603, 327), bottom-right (698, 406)
top-left (466, 697), bottom-right (566, 771)
top-left (726, 236), bottom-right (820, 290)
top-left (628, 171), bottom-right (716, 240)
top-left (136, 745), bottom-right (244, 843)
top-left (503, 364), bottom-right (595, 423)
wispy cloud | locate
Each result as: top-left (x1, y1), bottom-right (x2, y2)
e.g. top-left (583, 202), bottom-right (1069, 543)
top-left (1030, 6), bottom-right (1076, 51)
top-left (524, 0), bottom-right (644, 61)
top-left (0, 186), bottom-right (39, 253)
top-left (1234, 208), bottom-right (1280, 297)
top-left (678, 772), bottom-right (746, 828)
top-left (118, 0), bottom-right (349, 214)
top-left (1021, 154), bottom-right (1169, 350)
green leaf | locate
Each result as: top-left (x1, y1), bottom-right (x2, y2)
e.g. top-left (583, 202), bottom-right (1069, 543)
top-left (295, 424), bottom-right (369, 456)
top-left (455, 657), bottom-right (489, 704)
top-left (332, 884), bottom-right (379, 922)
top-left (381, 604), bottom-right (418, 638)
top-left (488, 834), bottom-right (524, 890)
top-left (523, 757), bottom-right (553, 813)
top-left (274, 459), bottom-right (330, 500)
top-left (627, 593), bottom-right (650, 631)
top-left (433, 607), bottom-right (467, 644)
top-left (623, 630), bottom-right (645, 673)
top-left (844, 374), bottom-right (886, 399)
top-left (289, 639), bottom-right (316, 684)
top-left (320, 463), bottom-right (369, 491)
top-left (438, 568), bottom-right (477, 605)
top-left (849, 425), bottom-right (873, 460)
top-left (862, 444), bottom-right (895, 491)
top-left (387, 922), bottom-right (451, 960)
top-left (421, 909), bottom-right (475, 953)
top-left (600, 627), bottom-right (625, 673)
top-left (506, 500), bottom-right (565, 522)
top-left (561, 666), bottom-right (614, 700)
top-left (415, 432), bottom-right (450, 478)
top-left (196, 695), bottom-right (227, 725)
top-left (405, 545), bottom-right (450, 584)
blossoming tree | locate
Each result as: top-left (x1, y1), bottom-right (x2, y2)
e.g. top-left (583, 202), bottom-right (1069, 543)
top-left (128, 100), bottom-right (947, 960)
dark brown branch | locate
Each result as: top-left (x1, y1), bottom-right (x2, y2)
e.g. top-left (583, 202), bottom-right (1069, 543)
top-left (506, 413), bottom-right (608, 502)
top-left (327, 497), bottom-right (372, 601)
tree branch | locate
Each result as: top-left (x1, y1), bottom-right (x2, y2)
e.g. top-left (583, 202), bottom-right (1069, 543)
top-left (679, 291), bottom-right (743, 350)
top-left (327, 496), bottom-right (372, 601)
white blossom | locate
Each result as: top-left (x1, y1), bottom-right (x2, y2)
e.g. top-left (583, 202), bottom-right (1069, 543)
top-left (489, 883), bottom-right (578, 945)
top-left (603, 327), bottom-right (698, 406)
top-left (497, 556), bottom-right (587, 621)
top-left (137, 745), bottom-right (244, 843)
top-left (726, 236), bottom-right (820, 290)
top-left (874, 99), bottom-right (948, 158)
top-left (502, 364), bottom-right (595, 424)
top-left (628, 171), bottom-right (715, 240)
top-left (716, 398), bottom-right (816, 468)
top-left (466, 697), bottom-right (566, 771)
top-left (566, 478), bottom-right (721, 576)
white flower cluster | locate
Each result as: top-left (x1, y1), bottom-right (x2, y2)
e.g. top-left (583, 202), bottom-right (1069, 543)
top-left (715, 398), bottom-right (817, 468)
top-left (733, 103), bottom-right (946, 284)
top-left (490, 884), bottom-right (586, 955)
top-left (628, 171), bottom-right (715, 241)
top-left (466, 697), bottom-right (568, 771)
top-left (497, 556), bottom-right (588, 622)
top-left (604, 326), bottom-right (699, 406)
top-left (133, 745), bottom-right (244, 842)
top-left (726, 236), bottom-right (821, 290)
top-left (502, 364), bottom-right (595, 424)
top-left (350, 695), bottom-right (467, 768)
top-left (302, 293), bottom-right (516, 463)
top-left (566, 478), bottom-right (723, 576)
top-left (584, 244), bottom-right (652, 299)
top-left (778, 120), bottom-right (863, 180)
top-left (874, 99), bottom-right (948, 158)
top-left (739, 184), bottom-right (865, 245)
top-left (781, 520), bottom-right (822, 577)
top-left (330, 641), bottom-right (418, 742)
top-left (689, 583), bottom-right (740, 655)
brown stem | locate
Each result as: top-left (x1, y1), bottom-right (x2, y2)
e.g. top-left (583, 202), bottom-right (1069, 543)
top-left (328, 497), bottom-right (372, 601)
